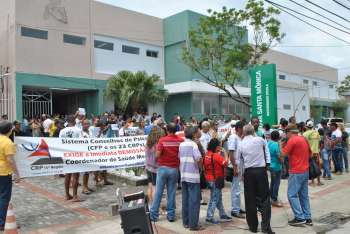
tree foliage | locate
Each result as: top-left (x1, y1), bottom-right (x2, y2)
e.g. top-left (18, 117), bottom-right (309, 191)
top-left (182, 0), bottom-right (284, 107)
top-left (337, 75), bottom-right (350, 94)
top-left (106, 71), bottom-right (168, 114)
top-left (332, 99), bottom-right (348, 119)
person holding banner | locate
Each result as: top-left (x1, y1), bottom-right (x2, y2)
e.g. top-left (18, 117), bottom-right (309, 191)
top-left (0, 121), bottom-right (20, 231)
top-left (59, 116), bottom-right (84, 202)
top-left (81, 120), bottom-right (95, 195)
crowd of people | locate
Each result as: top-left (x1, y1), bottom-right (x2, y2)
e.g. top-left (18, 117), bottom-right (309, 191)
top-left (0, 111), bottom-right (349, 233)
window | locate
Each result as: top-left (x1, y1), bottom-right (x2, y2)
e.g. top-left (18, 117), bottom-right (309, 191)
top-left (122, 45), bottom-right (139, 55)
top-left (21, 27), bottom-right (48, 40)
top-left (312, 81), bottom-right (318, 86)
top-left (146, 50), bottom-right (158, 58)
top-left (302, 105), bottom-right (306, 111)
top-left (94, 40), bottom-right (114, 51)
top-left (192, 98), bottom-right (202, 114)
top-left (303, 79), bottom-right (309, 85)
top-left (283, 104), bottom-right (291, 110)
top-left (63, 34), bottom-right (86, 45)
top-left (329, 84), bottom-right (334, 89)
top-left (279, 74), bottom-right (286, 80)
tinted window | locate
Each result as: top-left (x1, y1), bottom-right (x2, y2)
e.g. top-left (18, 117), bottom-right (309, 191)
top-left (63, 34), bottom-right (86, 45)
top-left (330, 118), bottom-right (343, 123)
top-left (21, 27), bottom-right (48, 40)
top-left (94, 40), bottom-right (114, 51)
top-left (279, 74), bottom-right (286, 80)
top-left (303, 79), bottom-right (309, 84)
top-left (283, 104), bottom-right (291, 110)
top-left (313, 81), bottom-right (318, 86)
top-left (146, 50), bottom-right (158, 58)
top-left (122, 45), bottom-right (139, 55)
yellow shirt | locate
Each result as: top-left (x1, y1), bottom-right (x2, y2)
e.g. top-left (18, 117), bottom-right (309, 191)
top-left (303, 129), bottom-right (321, 154)
top-left (0, 135), bottom-right (16, 175)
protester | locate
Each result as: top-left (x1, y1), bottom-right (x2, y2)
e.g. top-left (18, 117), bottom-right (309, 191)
top-left (42, 114), bottom-right (53, 137)
top-left (330, 122), bottom-right (343, 175)
top-left (200, 121), bottom-right (211, 152)
top-left (145, 126), bottom-right (163, 205)
top-left (52, 119), bottom-right (64, 137)
top-left (303, 120), bottom-right (323, 186)
top-left (59, 115), bottom-right (84, 202)
top-left (251, 117), bottom-right (263, 137)
top-left (278, 118), bottom-right (289, 179)
top-left (30, 118), bottom-right (42, 137)
top-left (179, 126), bottom-right (204, 231)
top-left (236, 124), bottom-right (274, 234)
top-left (263, 123), bottom-right (271, 141)
top-left (340, 125), bottom-right (349, 173)
top-left (227, 121), bottom-right (245, 218)
top-left (203, 138), bottom-right (232, 224)
top-left (9, 120), bottom-right (26, 142)
top-left (268, 130), bottom-right (283, 207)
top-left (282, 124), bottom-right (312, 226)
top-left (319, 140), bottom-right (332, 179)
top-left (150, 123), bottom-right (184, 222)
top-left (81, 120), bottom-right (95, 195)
top-left (0, 121), bottom-right (20, 231)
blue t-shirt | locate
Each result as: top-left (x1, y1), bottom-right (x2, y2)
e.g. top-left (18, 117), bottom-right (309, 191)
top-left (268, 141), bottom-right (281, 171)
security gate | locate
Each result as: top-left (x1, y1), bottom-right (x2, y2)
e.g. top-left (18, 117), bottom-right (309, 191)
top-left (23, 90), bottom-right (52, 118)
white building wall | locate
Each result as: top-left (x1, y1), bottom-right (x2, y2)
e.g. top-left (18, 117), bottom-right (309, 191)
top-left (277, 87), bottom-right (310, 122)
top-left (94, 35), bottom-right (164, 79)
top-left (277, 71), bottom-right (337, 101)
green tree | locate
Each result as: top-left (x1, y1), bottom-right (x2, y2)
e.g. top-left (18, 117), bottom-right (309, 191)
top-left (332, 99), bottom-right (348, 119)
top-left (106, 71), bottom-right (168, 114)
top-left (337, 75), bottom-right (350, 94)
top-left (182, 0), bottom-right (284, 107)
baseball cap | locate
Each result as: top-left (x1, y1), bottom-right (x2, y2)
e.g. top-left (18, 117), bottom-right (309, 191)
top-left (306, 120), bottom-right (314, 128)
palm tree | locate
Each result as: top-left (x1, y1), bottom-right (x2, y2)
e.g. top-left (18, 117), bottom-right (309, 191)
top-left (106, 71), bottom-right (168, 114)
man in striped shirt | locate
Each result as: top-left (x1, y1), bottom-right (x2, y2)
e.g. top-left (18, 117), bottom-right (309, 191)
top-left (179, 126), bottom-right (204, 231)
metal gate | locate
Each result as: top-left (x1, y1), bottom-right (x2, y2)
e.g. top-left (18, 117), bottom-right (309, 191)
top-left (23, 90), bottom-right (52, 118)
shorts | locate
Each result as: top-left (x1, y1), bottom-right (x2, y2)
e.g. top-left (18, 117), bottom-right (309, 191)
top-left (146, 170), bottom-right (157, 186)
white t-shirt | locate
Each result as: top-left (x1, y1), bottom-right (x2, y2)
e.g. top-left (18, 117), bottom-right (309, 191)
top-left (200, 131), bottom-right (211, 152)
top-left (228, 133), bottom-right (241, 152)
top-left (75, 118), bottom-right (83, 129)
top-left (43, 119), bottom-right (53, 133)
top-left (89, 126), bottom-right (100, 138)
top-left (332, 128), bottom-right (342, 138)
top-left (59, 126), bottom-right (83, 138)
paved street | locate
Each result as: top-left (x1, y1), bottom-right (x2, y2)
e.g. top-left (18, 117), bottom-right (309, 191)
top-left (7, 171), bottom-right (350, 234)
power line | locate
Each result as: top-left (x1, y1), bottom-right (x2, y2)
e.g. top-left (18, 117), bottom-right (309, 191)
top-left (288, 0), bottom-right (350, 31)
top-left (265, 0), bottom-right (350, 35)
top-left (264, 0), bottom-right (350, 45)
top-left (333, 0), bottom-right (350, 11)
top-left (305, 0), bottom-right (350, 23)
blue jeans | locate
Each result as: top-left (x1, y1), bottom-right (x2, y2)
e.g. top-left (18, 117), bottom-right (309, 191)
top-left (270, 170), bottom-right (281, 202)
top-left (321, 149), bottom-right (331, 178)
top-left (182, 182), bottom-right (201, 228)
top-left (231, 176), bottom-right (241, 214)
top-left (0, 175), bottom-right (12, 227)
top-left (332, 148), bottom-right (343, 173)
top-left (150, 166), bottom-right (178, 221)
top-left (287, 172), bottom-right (311, 220)
top-left (342, 147), bottom-right (349, 170)
top-left (207, 182), bottom-right (227, 219)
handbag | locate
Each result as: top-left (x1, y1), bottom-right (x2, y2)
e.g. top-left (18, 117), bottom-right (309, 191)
top-left (226, 167), bottom-right (234, 182)
top-left (211, 153), bottom-right (225, 189)
top-left (309, 157), bottom-right (321, 180)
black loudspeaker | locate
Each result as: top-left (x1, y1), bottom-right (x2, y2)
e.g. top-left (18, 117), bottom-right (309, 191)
top-left (119, 191), bottom-right (154, 234)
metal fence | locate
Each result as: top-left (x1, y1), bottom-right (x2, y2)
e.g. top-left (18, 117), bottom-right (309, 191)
top-left (22, 90), bottom-right (52, 118)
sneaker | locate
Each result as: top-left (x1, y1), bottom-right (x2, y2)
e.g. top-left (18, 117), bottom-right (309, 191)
top-left (231, 212), bottom-right (245, 219)
top-left (220, 215), bottom-right (232, 221)
top-left (167, 218), bottom-right (175, 222)
top-left (206, 218), bottom-right (219, 224)
top-left (240, 209), bottom-right (246, 214)
top-left (326, 176), bottom-right (332, 180)
top-left (271, 201), bottom-right (283, 207)
top-left (288, 218), bottom-right (306, 226)
top-left (305, 219), bottom-right (313, 226)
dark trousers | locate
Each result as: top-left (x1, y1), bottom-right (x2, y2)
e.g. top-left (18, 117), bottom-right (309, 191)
top-left (270, 170), bottom-right (282, 202)
top-left (244, 167), bottom-right (271, 232)
top-left (181, 182), bottom-right (201, 229)
top-left (0, 175), bottom-right (12, 227)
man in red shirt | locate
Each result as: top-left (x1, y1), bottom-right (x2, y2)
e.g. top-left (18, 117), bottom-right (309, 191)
top-left (282, 124), bottom-right (312, 227)
top-left (150, 123), bottom-right (184, 222)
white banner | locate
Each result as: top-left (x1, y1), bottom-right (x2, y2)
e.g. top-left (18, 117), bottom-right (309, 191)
top-left (14, 136), bottom-right (147, 178)
top-left (217, 123), bottom-right (234, 140)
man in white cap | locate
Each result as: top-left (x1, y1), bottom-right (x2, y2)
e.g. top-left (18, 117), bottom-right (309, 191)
top-left (303, 120), bottom-right (322, 186)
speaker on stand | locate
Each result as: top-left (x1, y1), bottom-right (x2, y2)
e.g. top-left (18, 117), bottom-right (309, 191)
top-left (119, 191), bottom-right (154, 234)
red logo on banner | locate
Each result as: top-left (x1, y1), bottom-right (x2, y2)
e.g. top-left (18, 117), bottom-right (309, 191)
top-left (29, 139), bottom-right (51, 158)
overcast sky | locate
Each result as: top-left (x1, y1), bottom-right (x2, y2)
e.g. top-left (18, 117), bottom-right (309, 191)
top-left (98, 0), bottom-right (350, 82)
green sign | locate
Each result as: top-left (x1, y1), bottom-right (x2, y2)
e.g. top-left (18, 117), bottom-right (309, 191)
top-left (249, 64), bottom-right (277, 127)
